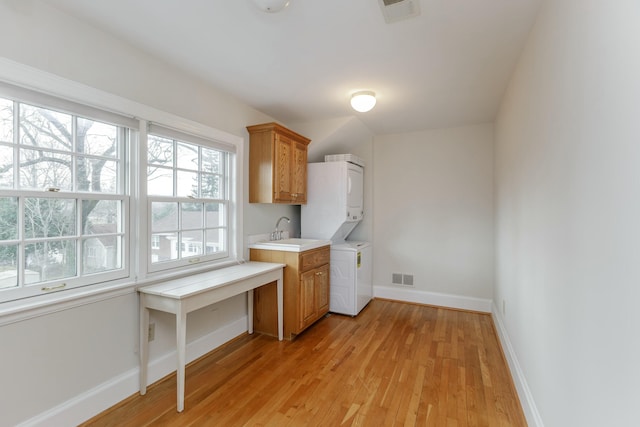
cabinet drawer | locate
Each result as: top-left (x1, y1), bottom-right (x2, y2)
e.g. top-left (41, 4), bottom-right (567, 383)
top-left (300, 246), bottom-right (330, 271)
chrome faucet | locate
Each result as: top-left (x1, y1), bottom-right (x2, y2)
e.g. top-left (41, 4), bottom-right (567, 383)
top-left (271, 216), bottom-right (290, 241)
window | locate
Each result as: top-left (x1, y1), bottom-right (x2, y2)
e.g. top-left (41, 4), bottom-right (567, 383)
top-left (146, 125), bottom-right (234, 272)
top-left (0, 79), bottom-right (240, 304)
top-left (0, 94), bottom-right (133, 301)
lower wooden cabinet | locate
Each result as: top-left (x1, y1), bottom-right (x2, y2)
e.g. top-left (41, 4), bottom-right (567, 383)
top-left (250, 245), bottom-right (330, 340)
top-left (299, 263), bottom-right (329, 330)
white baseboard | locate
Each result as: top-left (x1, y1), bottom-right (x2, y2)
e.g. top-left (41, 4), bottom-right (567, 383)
top-left (18, 316), bottom-right (249, 427)
top-left (374, 285), bottom-right (493, 313)
top-left (491, 303), bottom-right (544, 427)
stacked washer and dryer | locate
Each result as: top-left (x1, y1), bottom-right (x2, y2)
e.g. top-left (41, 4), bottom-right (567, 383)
top-left (301, 155), bottom-right (372, 316)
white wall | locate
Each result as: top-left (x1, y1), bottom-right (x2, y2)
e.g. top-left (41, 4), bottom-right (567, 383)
top-left (494, 0), bottom-right (640, 425)
top-left (373, 124), bottom-right (494, 310)
top-left (0, 1), bottom-right (294, 425)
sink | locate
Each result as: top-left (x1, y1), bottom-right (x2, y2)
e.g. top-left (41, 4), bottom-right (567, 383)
top-left (249, 238), bottom-right (331, 252)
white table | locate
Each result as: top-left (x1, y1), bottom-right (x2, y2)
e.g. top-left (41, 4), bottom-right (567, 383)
top-left (138, 261), bottom-right (285, 412)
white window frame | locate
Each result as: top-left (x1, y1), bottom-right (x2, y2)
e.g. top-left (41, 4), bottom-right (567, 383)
top-left (0, 87), bottom-right (134, 302)
top-left (0, 60), bottom-right (244, 313)
top-left (143, 124), bottom-right (238, 275)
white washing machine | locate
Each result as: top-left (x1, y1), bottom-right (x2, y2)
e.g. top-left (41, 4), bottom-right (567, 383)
top-left (330, 241), bottom-right (372, 316)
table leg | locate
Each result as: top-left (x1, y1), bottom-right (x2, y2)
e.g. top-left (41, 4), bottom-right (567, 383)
top-left (139, 295), bottom-right (149, 395)
top-left (247, 289), bottom-right (254, 335)
top-left (176, 306), bottom-right (187, 412)
top-left (277, 276), bottom-right (283, 341)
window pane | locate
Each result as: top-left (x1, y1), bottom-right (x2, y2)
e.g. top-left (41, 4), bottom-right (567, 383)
top-left (148, 135), bottom-right (173, 166)
top-left (151, 202), bottom-right (178, 232)
top-left (77, 118), bottom-right (118, 157)
top-left (0, 98), bottom-right (13, 143)
top-left (177, 142), bottom-right (198, 171)
top-left (83, 236), bottom-right (121, 274)
top-left (205, 229), bottom-right (225, 254)
top-left (205, 203), bottom-right (225, 227)
top-left (20, 104), bottom-right (72, 151)
top-left (147, 166), bottom-right (174, 196)
top-left (0, 245), bottom-right (18, 289)
top-left (24, 198), bottom-right (76, 238)
top-left (19, 148), bottom-right (72, 190)
top-left (181, 230), bottom-right (203, 257)
top-left (0, 145), bottom-right (13, 188)
top-left (77, 157), bottom-right (118, 193)
top-left (201, 148), bottom-right (221, 174)
top-left (152, 233), bottom-right (178, 262)
top-left (0, 197), bottom-right (18, 240)
top-left (25, 240), bottom-right (77, 284)
top-left (201, 173), bottom-right (221, 199)
top-left (82, 200), bottom-right (120, 234)
top-left (181, 202), bottom-right (203, 229)
top-left (176, 170), bottom-right (197, 197)
top-left (147, 134), bottom-right (230, 270)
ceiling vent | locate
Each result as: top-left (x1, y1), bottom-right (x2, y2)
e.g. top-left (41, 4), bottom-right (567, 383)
top-left (378, 0), bottom-right (421, 24)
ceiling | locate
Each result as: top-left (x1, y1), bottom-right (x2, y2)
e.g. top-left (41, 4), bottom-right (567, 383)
top-left (42, 0), bottom-right (542, 135)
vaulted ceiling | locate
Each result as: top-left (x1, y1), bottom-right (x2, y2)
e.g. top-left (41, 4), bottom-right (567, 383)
top-left (42, 0), bottom-right (542, 135)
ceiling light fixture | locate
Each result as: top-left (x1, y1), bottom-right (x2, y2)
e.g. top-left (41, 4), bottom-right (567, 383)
top-left (350, 91), bottom-right (377, 113)
top-left (252, 0), bottom-right (291, 13)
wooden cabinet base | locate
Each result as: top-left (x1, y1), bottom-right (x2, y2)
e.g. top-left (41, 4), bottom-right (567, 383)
top-left (250, 246), bottom-right (330, 340)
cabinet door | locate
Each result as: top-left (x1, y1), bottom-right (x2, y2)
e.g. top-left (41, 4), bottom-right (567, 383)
top-left (315, 264), bottom-right (330, 314)
top-left (274, 134), bottom-right (292, 202)
top-left (291, 140), bottom-right (307, 203)
top-left (299, 269), bottom-right (317, 330)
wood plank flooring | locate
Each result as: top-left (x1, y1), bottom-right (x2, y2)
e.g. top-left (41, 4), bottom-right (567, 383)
top-left (81, 299), bottom-right (526, 426)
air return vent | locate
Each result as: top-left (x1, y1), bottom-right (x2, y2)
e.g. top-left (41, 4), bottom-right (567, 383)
top-left (378, 0), bottom-right (421, 23)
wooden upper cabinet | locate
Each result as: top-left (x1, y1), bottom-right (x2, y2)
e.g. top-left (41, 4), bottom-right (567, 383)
top-left (247, 122), bottom-right (311, 204)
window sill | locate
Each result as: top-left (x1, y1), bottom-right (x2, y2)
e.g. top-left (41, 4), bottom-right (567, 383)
top-left (0, 280), bottom-right (138, 327)
top-left (0, 259), bottom-right (244, 326)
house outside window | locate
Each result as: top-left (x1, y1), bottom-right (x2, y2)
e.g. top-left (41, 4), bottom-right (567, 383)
top-left (151, 234), bottom-right (160, 249)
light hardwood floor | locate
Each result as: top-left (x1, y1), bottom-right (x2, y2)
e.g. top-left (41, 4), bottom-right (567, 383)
top-left (81, 299), bottom-right (526, 426)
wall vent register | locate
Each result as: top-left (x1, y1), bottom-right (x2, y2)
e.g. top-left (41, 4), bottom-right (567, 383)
top-left (378, 0), bottom-right (421, 23)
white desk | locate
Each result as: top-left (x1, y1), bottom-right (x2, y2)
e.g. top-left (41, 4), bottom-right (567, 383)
top-left (138, 261), bottom-right (284, 412)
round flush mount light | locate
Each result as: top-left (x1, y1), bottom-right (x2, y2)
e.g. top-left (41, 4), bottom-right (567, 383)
top-left (350, 91), bottom-right (377, 113)
top-left (252, 0), bottom-right (290, 13)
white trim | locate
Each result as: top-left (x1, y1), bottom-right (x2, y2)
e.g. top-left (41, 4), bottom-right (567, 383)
top-left (491, 302), bottom-right (545, 427)
top-left (16, 316), bottom-right (249, 427)
top-left (0, 80), bottom-right (139, 129)
top-left (148, 123), bottom-right (236, 153)
top-left (0, 57), bottom-right (242, 148)
top-left (373, 285), bottom-right (493, 313)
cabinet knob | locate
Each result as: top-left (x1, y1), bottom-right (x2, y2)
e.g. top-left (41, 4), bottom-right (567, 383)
top-left (315, 271), bottom-right (323, 276)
